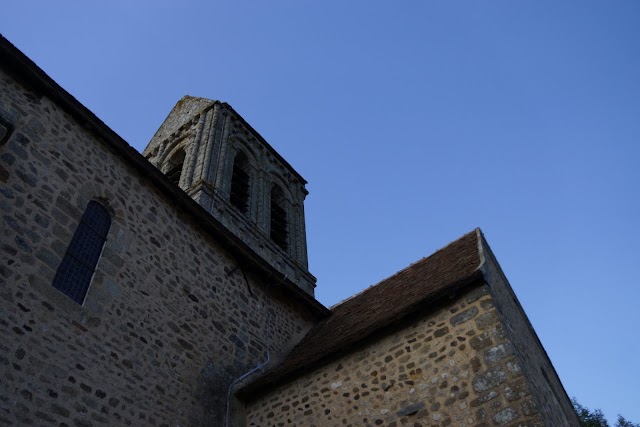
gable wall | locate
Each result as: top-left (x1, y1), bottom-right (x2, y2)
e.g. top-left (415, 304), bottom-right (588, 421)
top-left (244, 284), bottom-right (545, 427)
top-left (0, 68), bottom-right (315, 426)
top-left (481, 241), bottom-right (580, 426)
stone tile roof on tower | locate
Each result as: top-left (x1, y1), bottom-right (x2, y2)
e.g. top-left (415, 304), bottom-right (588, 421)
top-left (240, 228), bottom-right (485, 396)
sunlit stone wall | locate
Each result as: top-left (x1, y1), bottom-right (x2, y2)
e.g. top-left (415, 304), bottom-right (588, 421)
top-left (245, 285), bottom-right (545, 427)
top-left (0, 67), bottom-right (314, 426)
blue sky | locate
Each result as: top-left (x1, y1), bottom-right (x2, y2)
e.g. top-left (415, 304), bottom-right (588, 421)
top-left (4, 1), bottom-right (639, 423)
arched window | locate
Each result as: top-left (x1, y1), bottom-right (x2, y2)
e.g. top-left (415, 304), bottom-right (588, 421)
top-left (51, 200), bottom-right (111, 304)
top-left (230, 152), bottom-right (250, 214)
top-left (165, 148), bottom-right (186, 185)
top-left (270, 185), bottom-right (288, 251)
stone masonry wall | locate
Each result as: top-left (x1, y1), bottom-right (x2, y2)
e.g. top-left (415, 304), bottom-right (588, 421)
top-left (245, 284), bottom-right (545, 427)
top-left (0, 68), bottom-right (315, 426)
top-left (480, 239), bottom-right (580, 426)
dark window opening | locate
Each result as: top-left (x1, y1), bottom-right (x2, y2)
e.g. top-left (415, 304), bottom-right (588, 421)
top-left (52, 200), bottom-right (111, 304)
top-left (165, 149), bottom-right (186, 186)
top-left (230, 153), bottom-right (250, 214)
top-left (270, 185), bottom-right (288, 251)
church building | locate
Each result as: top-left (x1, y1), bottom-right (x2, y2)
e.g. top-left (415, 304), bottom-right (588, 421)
top-left (0, 36), bottom-right (579, 426)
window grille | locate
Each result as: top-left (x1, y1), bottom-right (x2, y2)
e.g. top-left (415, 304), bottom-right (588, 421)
top-left (230, 153), bottom-right (250, 214)
top-left (51, 200), bottom-right (111, 304)
top-left (270, 186), bottom-right (288, 251)
top-left (166, 149), bottom-right (186, 185)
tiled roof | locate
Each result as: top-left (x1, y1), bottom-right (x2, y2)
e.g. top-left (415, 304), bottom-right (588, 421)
top-left (240, 228), bottom-right (485, 396)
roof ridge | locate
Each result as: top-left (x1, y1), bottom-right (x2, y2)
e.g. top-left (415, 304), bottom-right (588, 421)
top-left (239, 227), bottom-right (485, 397)
top-left (330, 228), bottom-right (482, 310)
top-left (475, 227), bottom-right (487, 272)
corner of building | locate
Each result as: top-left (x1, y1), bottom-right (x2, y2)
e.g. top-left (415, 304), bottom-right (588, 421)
top-left (477, 232), bottom-right (581, 426)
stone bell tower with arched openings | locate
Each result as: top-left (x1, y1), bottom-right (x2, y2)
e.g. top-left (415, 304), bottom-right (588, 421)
top-left (142, 96), bottom-right (315, 295)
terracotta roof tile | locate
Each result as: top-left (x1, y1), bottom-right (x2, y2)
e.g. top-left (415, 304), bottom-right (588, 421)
top-left (240, 228), bottom-right (484, 395)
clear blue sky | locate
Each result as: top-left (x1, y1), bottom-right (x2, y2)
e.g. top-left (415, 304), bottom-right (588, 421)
top-left (4, 1), bottom-right (639, 423)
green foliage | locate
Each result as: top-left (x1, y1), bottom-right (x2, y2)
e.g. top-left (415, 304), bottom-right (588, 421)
top-left (572, 398), bottom-right (640, 427)
top-left (573, 398), bottom-right (609, 427)
top-left (617, 415), bottom-right (640, 427)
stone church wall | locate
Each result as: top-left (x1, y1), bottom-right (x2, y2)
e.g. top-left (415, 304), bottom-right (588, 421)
top-left (0, 68), bottom-right (315, 426)
top-left (244, 284), bottom-right (545, 427)
top-left (481, 241), bottom-right (581, 426)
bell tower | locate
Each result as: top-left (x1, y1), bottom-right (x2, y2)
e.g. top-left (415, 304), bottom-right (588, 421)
top-left (142, 97), bottom-right (315, 295)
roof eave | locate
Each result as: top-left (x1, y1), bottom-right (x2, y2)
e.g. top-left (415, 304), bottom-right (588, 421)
top-left (237, 269), bottom-right (486, 398)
